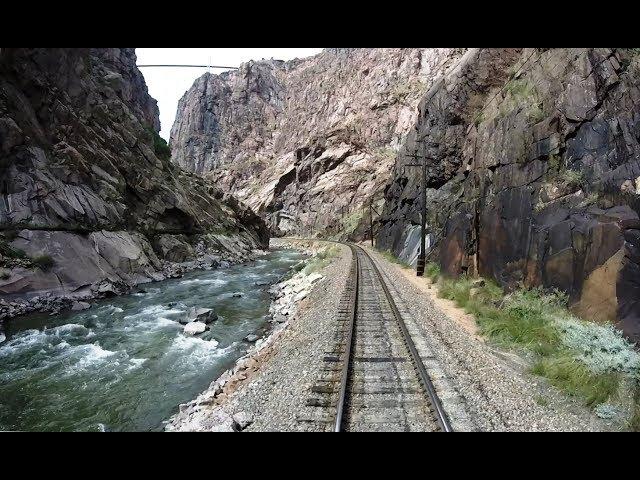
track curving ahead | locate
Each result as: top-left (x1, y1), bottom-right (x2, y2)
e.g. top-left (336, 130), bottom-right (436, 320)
top-left (332, 243), bottom-right (452, 432)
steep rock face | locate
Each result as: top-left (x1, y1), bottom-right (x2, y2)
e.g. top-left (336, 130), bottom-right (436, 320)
top-left (377, 48), bottom-right (640, 340)
top-left (0, 48), bottom-right (268, 303)
top-left (170, 48), bottom-right (466, 238)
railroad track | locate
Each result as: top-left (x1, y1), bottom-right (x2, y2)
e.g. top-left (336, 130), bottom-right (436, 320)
top-left (303, 242), bottom-right (452, 432)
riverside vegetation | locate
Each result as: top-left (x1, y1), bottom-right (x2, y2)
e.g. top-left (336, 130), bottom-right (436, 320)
top-left (379, 248), bottom-right (640, 430)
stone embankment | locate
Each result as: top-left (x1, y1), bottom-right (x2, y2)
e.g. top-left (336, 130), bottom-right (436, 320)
top-left (165, 239), bottom-right (328, 431)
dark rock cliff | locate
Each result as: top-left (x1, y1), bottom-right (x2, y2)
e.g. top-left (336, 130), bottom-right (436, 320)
top-left (377, 48), bottom-right (640, 341)
top-left (0, 48), bottom-right (268, 308)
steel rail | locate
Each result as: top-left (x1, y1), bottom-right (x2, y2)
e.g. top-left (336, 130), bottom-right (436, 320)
top-left (333, 244), bottom-right (359, 432)
top-left (352, 244), bottom-right (452, 432)
top-left (330, 241), bottom-right (452, 432)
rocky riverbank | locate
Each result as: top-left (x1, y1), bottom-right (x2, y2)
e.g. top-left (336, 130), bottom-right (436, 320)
top-left (0, 48), bottom-right (269, 336)
top-left (165, 238), bottom-right (334, 431)
top-left (0, 239), bottom-right (268, 330)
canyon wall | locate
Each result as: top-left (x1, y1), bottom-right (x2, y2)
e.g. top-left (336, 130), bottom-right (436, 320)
top-left (377, 48), bottom-right (640, 340)
top-left (170, 48), bottom-right (466, 238)
top-left (0, 48), bottom-right (268, 309)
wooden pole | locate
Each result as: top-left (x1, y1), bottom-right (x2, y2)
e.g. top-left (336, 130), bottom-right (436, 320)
top-left (369, 198), bottom-right (374, 248)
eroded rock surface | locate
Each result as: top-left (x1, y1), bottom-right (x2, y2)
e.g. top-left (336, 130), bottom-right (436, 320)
top-left (377, 48), bottom-right (640, 340)
top-left (0, 48), bottom-right (268, 317)
top-left (170, 48), bottom-right (466, 238)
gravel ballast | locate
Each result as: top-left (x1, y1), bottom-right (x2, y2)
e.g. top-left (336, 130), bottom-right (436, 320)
top-left (167, 239), bottom-right (616, 432)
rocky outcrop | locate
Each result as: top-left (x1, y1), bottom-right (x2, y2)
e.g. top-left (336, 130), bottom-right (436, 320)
top-left (377, 48), bottom-right (640, 340)
top-left (170, 48), bottom-right (466, 238)
top-left (0, 48), bottom-right (268, 314)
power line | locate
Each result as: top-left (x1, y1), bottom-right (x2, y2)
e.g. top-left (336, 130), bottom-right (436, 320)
top-left (137, 64), bottom-right (239, 69)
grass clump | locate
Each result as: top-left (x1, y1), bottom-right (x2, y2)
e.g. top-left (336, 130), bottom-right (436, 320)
top-left (559, 169), bottom-right (584, 188)
top-left (498, 78), bottom-right (546, 123)
top-left (302, 246), bottom-right (340, 275)
top-left (0, 240), bottom-right (27, 259)
top-left (531, 355), bottom-right (621, 407)
top-left (378, 249), bottom-right (411, 269)
top-left (434, 273), bottom-right (640, 417)
top-left (425, 262), bottom-right (441, 282)
top-left (31, 254), bottom-right (55, 271)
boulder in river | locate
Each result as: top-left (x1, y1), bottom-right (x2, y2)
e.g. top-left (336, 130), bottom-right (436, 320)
top-left (232, 292), bottom-right (243, 298)
top-left (71, 301), bottom-right (91, 312)
top-left (181, 307), bottom-right (218, 325)
top-left (244, 334), bottom-right (259, 343)
top-left (183, 321), bottom-right (208, 335)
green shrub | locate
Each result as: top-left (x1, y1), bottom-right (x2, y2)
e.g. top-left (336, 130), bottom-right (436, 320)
top-left (147, 127), bottom-right (171, 161)
top-left (532, 354), bottom-right (621, 407)
top-left (435, 272), bottom-right (640, 417)
top-left (0, 241), bottom-right (26, 259)
top-left (302, 246), bottom-right (340, 275)
top-left (32, 254), bottom-right (55, 271)
top-left (425, 262), bottom-right (441, 281)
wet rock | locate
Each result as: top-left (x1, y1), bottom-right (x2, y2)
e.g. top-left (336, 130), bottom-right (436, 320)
top-left (245, 334), bottom-right (259, 343)
top-left (232, 292), bottom-right (243, 298)
top-left (273, 313), bottom-right (288, 324)
top-left (183, 321), bottom-right (208, 335)
top-left (0, 333), bottom-right (5, 344)
top-left (182, 307), bottom-right (218, 325)
top-left (71, 301), bottom-right (91, 312)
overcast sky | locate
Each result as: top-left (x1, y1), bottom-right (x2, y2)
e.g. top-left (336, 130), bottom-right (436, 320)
top-left (136, 48), bottom-right (323, 140)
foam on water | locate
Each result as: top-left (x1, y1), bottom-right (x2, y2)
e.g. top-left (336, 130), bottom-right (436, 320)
top-left (0, 248), bottom-right (306, 431)
top-left (179, 278), bottom-right (227, 286)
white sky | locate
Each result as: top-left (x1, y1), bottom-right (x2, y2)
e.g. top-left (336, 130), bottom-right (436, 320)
top-left (136, 48), bottom-right (324, 140)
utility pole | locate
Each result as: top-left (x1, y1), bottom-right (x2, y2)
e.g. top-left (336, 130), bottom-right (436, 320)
top-left (404, 139), bottom-right (431, 277)
top-left (369, 198), bottom-right (374, 247)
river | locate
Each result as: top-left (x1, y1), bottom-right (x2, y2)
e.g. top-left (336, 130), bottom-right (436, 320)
top-left (0, 248), bottom-right (305, 431)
